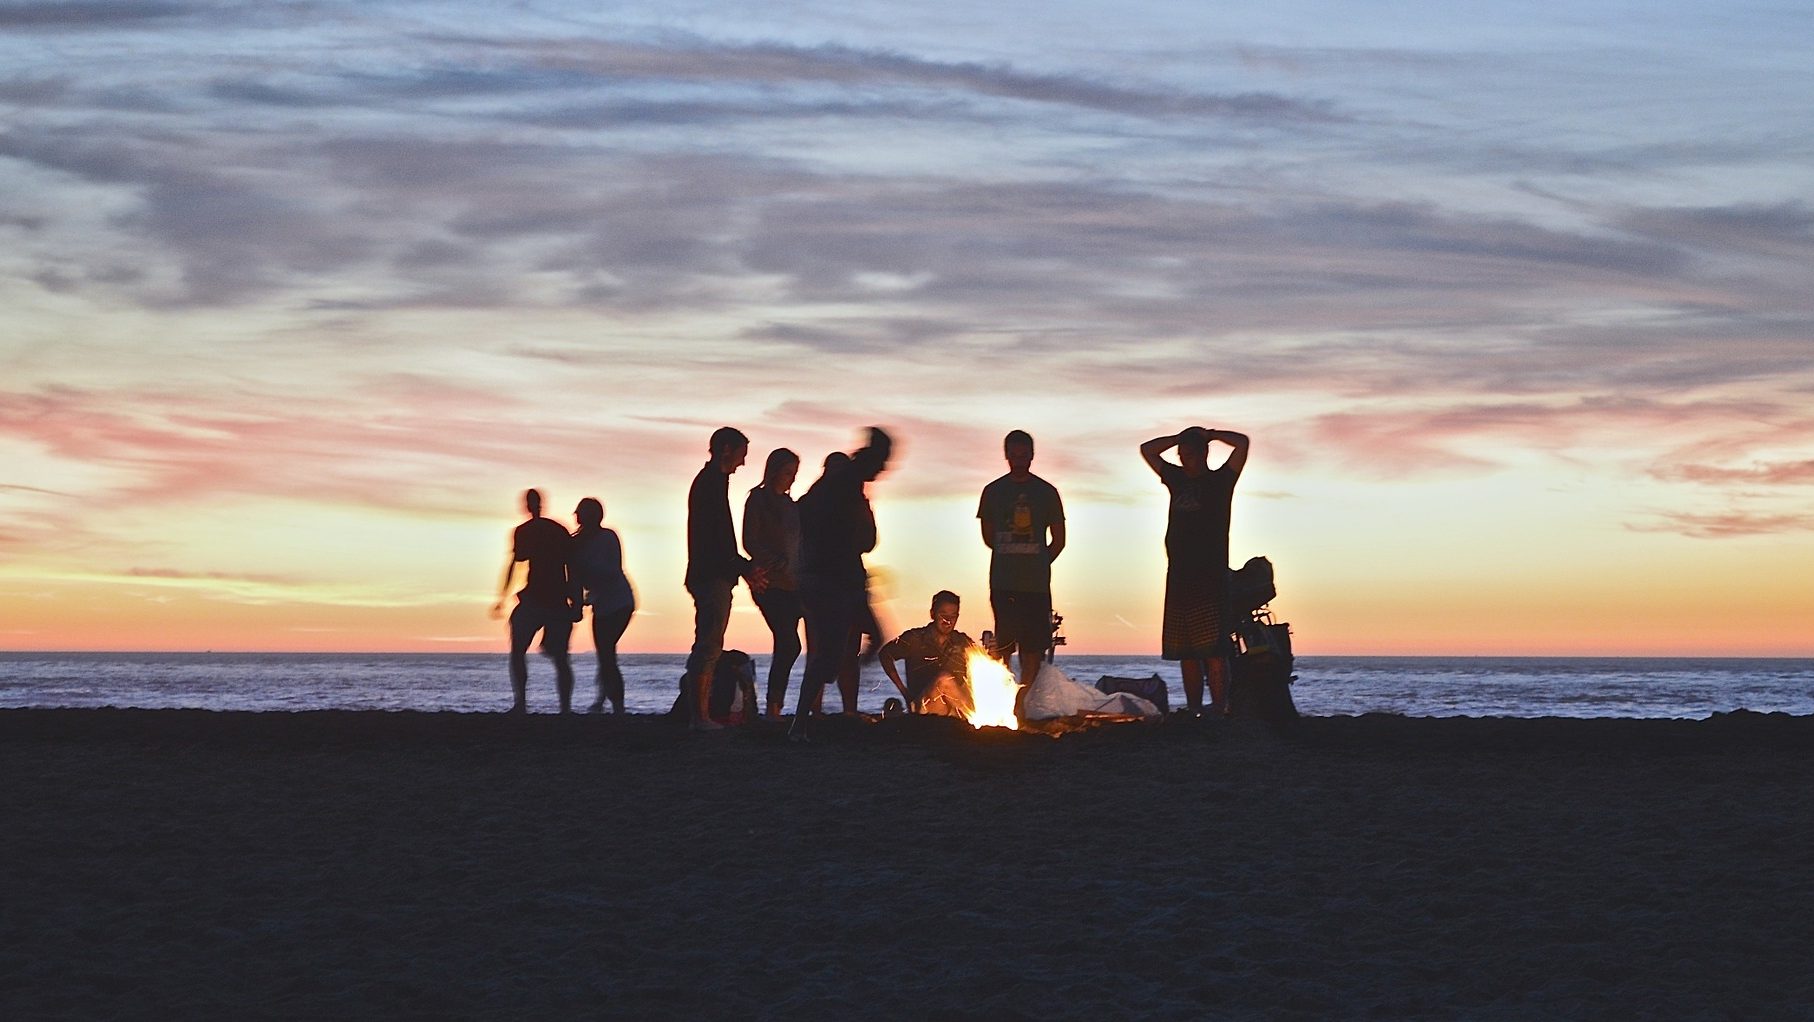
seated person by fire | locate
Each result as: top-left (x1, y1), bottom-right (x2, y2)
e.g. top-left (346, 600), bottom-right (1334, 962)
top-left (878, 590), bottom-right (979, 718)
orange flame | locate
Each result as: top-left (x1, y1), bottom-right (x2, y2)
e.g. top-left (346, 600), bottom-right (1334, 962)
top-left (963, 649), bottom-right (1021, 730)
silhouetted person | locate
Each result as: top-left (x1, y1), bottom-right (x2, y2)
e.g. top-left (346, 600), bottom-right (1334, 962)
top-left (978, 429), bottom-right (1065, 691)
top-left (491, 488), bottom-right (581, 713)
top-left (790, 427), bottom-right (892, 742)
top-left (806, 450), bottom-right (877, 715)
top-left (743, 447), bottom-right (803, 718)
top-left (1141, 426), bottom-right (1250, 715)
top-left (878, 590), bottom-right (976, 718)
top-left (684, 427), bottom-right (767, 731)
top-left (832, 471), bottom-right (887, 715)
top-left (572, 496), bottom-right (636, 714)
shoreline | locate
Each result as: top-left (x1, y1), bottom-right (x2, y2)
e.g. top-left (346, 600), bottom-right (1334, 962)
top-left (6, 709), bottom-right (1812, 1018)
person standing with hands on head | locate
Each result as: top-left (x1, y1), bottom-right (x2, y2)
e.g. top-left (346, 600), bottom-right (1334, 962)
top-left (977, 429), bottom-right (1065, 692)
top-left (491, 488), bottom-right (582, 714)
top-left (684, 427), bottom-right (768, 731)
top-left (1141, 426), bottom-right (1250, 716)
top-left (743, 447), bottom-right (803, 718)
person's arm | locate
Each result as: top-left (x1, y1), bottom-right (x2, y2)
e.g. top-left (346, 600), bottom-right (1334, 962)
top-left (563, 534), bottom-right (583, 622)
top-left (742, 492), bottom-right (776, 571)
top-left (1140, 434), bottom-right (1180, 477)
top-left (978, 489), bottom-right (994, 549)
top-left (877, 637), bottom-right (909, 699)
top-left (1046, 519), bottom-right (1066, 564)
top-left (1210, 429), bottom-right (1251, 481)
top-left (491, 534), bottom-right (520, 618)
top-left (856, 494), bottom-right (877, 555)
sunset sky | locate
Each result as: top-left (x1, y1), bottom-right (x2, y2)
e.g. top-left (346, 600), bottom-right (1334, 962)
top-left (3, 1), bottom-right (1812, 656)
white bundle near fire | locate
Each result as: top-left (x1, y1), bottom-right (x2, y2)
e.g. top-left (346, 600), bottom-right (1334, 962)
top-left (962, 649), bottom-right (1021, 730)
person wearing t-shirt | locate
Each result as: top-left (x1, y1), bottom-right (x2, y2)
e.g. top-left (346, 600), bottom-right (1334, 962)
top-left (976, 429), bottom-right (1065, 692)
top-left (491, 488), bottom-right (582, 714)
top-left (1140, 426), bottom-right (1250, 715)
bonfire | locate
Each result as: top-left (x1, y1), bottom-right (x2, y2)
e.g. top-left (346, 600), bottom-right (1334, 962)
top-left (962, 649), bottom-right (1021, 731)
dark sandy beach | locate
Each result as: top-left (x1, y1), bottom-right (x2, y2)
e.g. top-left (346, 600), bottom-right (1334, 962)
top-left (4, 709), bottom-right (1812, 1020)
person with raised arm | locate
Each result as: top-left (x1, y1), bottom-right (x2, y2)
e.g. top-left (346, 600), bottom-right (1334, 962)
top-left (789, 427), bottom-right (892, 743)
top-left (1140, 426), bottom-right (1250, 716)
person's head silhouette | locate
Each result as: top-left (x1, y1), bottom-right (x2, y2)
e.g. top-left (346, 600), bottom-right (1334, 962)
top-left (1178, 426), bottom-right (1210, 472)
top-left (762, 448), bottom-right (800, 492)
top-left (523, 488), bottom-right (543, 517)
top-left (1003, 430), bottom-right (1034, 478)
top-left (709, 426), bottom-right (749, 474)
top-left (574, 496), bottom-right (604, 531)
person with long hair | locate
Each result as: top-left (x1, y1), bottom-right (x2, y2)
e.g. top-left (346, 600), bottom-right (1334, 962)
top-left (571, 496), bottom-right (636, 714)
top-left (743, 448), bottom-right (803, 718)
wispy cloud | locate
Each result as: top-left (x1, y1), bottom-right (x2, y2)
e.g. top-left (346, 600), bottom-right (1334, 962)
top-left (1629, 510), bottom-right (1814, 539)
top-left (1657, 460), bottom-right (1814, 486)
top-left (0, 1), bottom-right (197, 30)
top-left (511, 36), bottom-right (1345, 123)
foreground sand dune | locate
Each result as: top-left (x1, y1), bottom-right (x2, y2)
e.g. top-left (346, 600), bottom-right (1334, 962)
top-left (4, 709), bottom-right (1812, 1019)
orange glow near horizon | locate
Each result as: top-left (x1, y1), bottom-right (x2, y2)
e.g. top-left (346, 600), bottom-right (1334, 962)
top-left (4, 444), bottom-right (1814, 657)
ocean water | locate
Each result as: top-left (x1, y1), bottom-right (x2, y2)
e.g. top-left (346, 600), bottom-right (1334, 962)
top-left (1, 652), bottom-right (1810, 719)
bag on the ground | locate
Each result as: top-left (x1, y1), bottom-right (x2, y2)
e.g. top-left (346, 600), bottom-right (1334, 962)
top-left (1229, 619), bottom-right (1297, 724)
top-left (1023, 663), bottom-right (1160, 720)
top-left (668, 650), bottom-right (761, 724)
top-left (1096, 673), bottom-right (1170, 715)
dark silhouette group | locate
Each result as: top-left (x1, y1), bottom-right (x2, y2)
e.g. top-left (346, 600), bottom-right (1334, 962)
top-left (493, 422), bottom-right (1249, 728)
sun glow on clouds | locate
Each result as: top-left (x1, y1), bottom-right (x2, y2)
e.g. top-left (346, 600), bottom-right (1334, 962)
top-left (3, 3), bottom-right (1814, 654)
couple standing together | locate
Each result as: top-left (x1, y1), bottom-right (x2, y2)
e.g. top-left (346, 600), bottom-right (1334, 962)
top-left (491, 490), bottom-right (636, 715)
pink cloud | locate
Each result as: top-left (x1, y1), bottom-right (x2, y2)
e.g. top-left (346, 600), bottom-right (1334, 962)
top-left (1629, 510), bottom-right (1814, 538)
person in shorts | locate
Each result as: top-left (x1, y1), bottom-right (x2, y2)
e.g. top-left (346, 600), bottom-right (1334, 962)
top-left (491, 488), bottom-right (581, 713)
top-left (977, 430), bottom-right (1065, 690)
